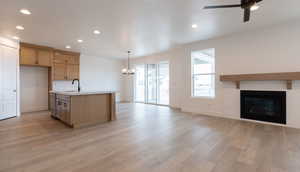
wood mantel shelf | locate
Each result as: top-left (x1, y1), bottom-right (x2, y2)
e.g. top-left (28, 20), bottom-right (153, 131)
top-left (220, 72), bottom-right (300, 89)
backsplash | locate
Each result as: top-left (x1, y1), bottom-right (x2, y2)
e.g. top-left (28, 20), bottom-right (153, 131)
top-left (52, 81), bottom-right (77, 91)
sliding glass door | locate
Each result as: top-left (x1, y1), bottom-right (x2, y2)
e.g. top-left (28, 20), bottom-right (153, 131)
top-left (134, 65), bottom-right (146, 102)
top-left (134, 62), bottom-right (169, 105)
top-left (147, 64), bottom-right (157, 104)
top-left (158, 62), bottom-right (169, 105)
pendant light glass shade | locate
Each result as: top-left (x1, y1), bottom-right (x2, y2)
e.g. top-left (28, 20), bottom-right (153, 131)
top-left (122, 51), bottom-right (135, 75)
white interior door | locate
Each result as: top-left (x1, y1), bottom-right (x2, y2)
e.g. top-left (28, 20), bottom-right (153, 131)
top-left (0, 45), bottom-right (18, 120)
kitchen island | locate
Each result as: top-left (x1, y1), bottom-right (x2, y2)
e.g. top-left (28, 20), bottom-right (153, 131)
top-left (50, 91), bottom-right (116, 128)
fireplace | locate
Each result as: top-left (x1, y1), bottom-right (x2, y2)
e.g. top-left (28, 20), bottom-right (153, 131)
top-left (240, 90), bottom-right (286, 124)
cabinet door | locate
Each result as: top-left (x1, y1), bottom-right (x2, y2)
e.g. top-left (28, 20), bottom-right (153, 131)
top-left (53, 63), bottom-right (67, 80)
top-left (68, 56), bottom-right (80, 65)
top-left (61, 101), bottom-right (71, 124)
top-left (20, 47), bottom-right (37, 65)
top-left (67, 64), bottom-right (79, 80)
top-left (54, 54), bottom-right (69, 64)
top-left (37, 50), bottom-right (52, 67)
top-left (50, 93), bottom-right (55, 115)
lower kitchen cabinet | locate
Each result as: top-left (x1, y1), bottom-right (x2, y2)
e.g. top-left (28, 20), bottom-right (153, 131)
top-left (51, 92), bottom-right (116, 128)
top-left (54, 95), bottom-right (71, 125)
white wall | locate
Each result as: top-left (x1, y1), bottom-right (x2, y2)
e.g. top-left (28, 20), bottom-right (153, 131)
top-left (20, 66), bottom-right (49, 113)
top-left (53, 54), bottom-right (124, 101)
top-left (124, 20), bottom-right (300, 128)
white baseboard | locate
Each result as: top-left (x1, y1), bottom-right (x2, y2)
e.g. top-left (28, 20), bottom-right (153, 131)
top-left (180, 108), bottom-right (300, 129)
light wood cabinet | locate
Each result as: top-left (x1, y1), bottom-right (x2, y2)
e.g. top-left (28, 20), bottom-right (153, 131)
top-left (19, 42), bottom-right (80, 112)
top-left (54, 95), bottom-right (71, 125)
top-left (52, 92), bottom-right (116, 128)
top-left (37, 50), bottom-right (52, 66)
top-left (50, 93), bottom-right (55, 113)
top-left (67, 64), bottom-right (79, 80)
top-left (20, 47), bottom-right (37, 65)
top-left (53, 63), bottom-right (67, 80)
top-left (53, 50), bottom-right (80, 81)
top-left (20, 43), bottom-right (52, 67)
top-left (67, 56), bottom-right (80, 65)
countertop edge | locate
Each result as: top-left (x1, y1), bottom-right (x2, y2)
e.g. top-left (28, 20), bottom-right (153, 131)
top-left (49, 91), bottom-right (117, 96)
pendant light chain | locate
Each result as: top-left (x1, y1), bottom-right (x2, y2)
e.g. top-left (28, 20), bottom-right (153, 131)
top-left (128, 51), bottom-right (130, 70)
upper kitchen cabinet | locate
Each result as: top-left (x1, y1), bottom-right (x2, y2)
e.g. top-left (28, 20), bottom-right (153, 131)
top-left (20, 43), bottom-right (53, 67)
top-left (37, 49), bottom-right (52, 66)
top-left (53, 50), bottom-right (80, 81)
top-left (20, 46), bottom-right (36, 65)
top-left (67, 64), bottom-right (80, 80)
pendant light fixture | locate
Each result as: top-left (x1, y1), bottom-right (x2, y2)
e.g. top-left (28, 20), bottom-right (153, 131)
top-left (122, 51), bottom-right (135, 75)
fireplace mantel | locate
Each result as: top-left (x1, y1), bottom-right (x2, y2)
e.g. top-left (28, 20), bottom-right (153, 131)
top-left (220, 72), bottom-right (300, 89)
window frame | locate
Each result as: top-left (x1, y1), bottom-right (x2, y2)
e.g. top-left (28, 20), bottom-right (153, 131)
top-left (191, 49), bottom-right (215, 99)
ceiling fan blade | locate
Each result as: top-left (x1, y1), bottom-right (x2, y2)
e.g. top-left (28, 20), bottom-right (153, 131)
top-left (204, 4), bottom-right (241, 9)
top-left (244, 8), bottom-right (251, 22)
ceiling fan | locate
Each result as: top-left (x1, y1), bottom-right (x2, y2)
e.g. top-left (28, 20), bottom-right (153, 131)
top-left (203, 0), bottom-right (263, 22)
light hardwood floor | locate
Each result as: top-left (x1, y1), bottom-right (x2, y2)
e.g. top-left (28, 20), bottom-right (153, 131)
top-left (0, 103), bottom-right (300, 172)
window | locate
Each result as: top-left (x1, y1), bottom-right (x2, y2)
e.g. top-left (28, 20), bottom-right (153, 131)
top-left (191, 48), bottom-right (215, 98)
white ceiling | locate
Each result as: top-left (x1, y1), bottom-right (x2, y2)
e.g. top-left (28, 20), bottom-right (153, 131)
top-left (1, 0), bottom-right (300, 59)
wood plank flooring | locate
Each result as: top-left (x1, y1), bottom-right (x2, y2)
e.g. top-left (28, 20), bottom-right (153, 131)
top-left (1, 103), bottom-right (300, 172)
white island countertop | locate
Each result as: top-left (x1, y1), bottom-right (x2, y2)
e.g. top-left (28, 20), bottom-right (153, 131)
top-left (50, 90), bottom-right (116, 96)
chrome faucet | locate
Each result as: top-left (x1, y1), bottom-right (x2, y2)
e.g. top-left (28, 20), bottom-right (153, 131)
top-left (72, 79), bottom-right (81, 92)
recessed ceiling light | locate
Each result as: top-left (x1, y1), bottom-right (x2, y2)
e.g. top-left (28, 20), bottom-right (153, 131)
top-left (65, 45), bottom-right (71, 49)
top-left (20, 9), bottom-right (31, 15)
top-left (16, 25), bottom-right (25, 30)
top-left (192, 24), bottom-right (198, 29)
top-left (12, 36), bottom-right (20, 40)
top-left (77, 39), bottom-right (83, 43)
top-left (93, 30), bottom-right (101, 35)
top-left (250, 4), bottom-right (260, 11)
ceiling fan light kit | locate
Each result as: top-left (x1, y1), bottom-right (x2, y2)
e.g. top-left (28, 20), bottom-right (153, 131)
top-left (204, 0), bottom-right (262, 22)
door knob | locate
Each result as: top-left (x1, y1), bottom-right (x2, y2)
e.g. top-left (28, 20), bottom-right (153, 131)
top-left (13, 90), bottom-right (17, 93)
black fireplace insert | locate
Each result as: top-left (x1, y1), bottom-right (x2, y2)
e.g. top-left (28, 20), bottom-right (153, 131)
top-left (240, 90), bottom-right (286, 124)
